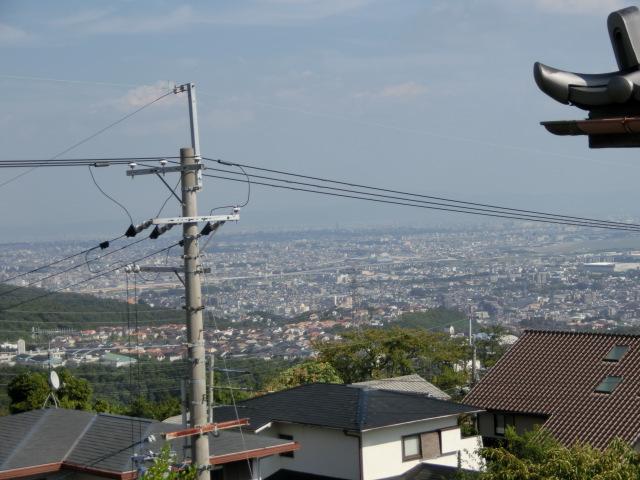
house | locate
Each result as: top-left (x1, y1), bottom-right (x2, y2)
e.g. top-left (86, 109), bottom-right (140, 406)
top-left (463, 329), bottom-right (640, 449)
top-left (0, 408), bottom-right (298, 479)
top-left (100, 352), bottom-right (137, 368)
top-left (209, 383), bottom-right (484, 479)
top-left (352, 374), bottom-right (451, 400)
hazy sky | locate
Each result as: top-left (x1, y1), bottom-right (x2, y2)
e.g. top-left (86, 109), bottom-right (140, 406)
top-left (0, 0), bottom-right (638, 241)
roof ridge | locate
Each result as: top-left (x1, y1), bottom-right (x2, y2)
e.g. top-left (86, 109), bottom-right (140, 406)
top-left (1, 409), bottom-right (48, 469)
top-left (61, 412), bottom-right (97, 463)
top-left (369, 388), bottom-right (458, 403)
top-left (355, 388), bottom-right (368, 430)
top-left (523, 329), bottom-right (640, 338)
top-left (96, 411), bottom-right (156, 423)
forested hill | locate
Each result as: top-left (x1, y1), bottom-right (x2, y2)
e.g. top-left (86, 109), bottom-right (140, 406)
top-left (391, 307), bottom-right (475, 332)
top-left (0, 284), bottom-right (183, 339)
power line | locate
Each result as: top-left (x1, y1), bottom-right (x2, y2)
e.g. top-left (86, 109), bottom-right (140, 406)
top-left (0, 241), bottom-right (181, 311)
top-left (88, 166), bottom-right (134, 225)
top-left (0, 156), bottom-right (178, 168)
top-left (0, 234), bottom-right (125, 284)
top-left (205, 166), bottom-right (640, 231)
top-left (203, 172), bottom-right (640, 233)
top-left (0, 88), bottom-right (175, 189)
top-left (0, 236), bottom-right (149, 299)
top-left (203, 158), bottom-right (640, 230)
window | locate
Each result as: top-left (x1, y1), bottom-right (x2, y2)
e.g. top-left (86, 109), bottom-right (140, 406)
top-left (278, 434), bottom-right (294, 457)
top-left (605, 345), bottom-right (629, 362)
top-left (420, 431), bottom-right (441, 459)
top-left (402, 434), bottom-right (421, 461)
top-left (595, 376), bottom-right (622, 393)
top-left (494, 414), bottom-right (514, 436)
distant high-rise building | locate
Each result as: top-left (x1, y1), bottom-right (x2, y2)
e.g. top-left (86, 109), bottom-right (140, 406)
top-left (17, 339), bottom-right (25, 355)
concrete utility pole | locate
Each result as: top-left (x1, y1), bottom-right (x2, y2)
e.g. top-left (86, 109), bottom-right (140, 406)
top-left (180, 147), bottom-right (210, 479)
top-left (126, 84), bottom-right (241, 475)
top-left (209, 352), bottom-right (215, 423)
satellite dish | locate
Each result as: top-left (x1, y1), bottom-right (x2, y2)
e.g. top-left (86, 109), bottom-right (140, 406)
top-left (49, 371), bottom-right (60, 391)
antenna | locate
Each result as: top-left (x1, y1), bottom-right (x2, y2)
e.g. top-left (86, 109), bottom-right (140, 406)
top-left (42, 370), bottom-right (60, 409)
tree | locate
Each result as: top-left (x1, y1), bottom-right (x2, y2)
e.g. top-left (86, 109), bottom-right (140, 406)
top-left (125, 396), bottom-right (181, 421)
top-left (314, 327), bottom-right (468, 389)
top-left (265, 361), bottom-right (342, 391)
top-left (7, 372), bottom-right (49, 413)
top-left (58, 369), bottom-right (92, 410)
top-left (141, 444), bottom-right (196, 479)
top-left (475, 325), bottom-right (510, 370)
top-left (479, 426), bottom-right (640, 480)
top-left (7, 369), bottom-right (92, 413)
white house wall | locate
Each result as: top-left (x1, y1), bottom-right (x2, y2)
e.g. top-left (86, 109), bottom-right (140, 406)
top-left (259, 423), bottom-right (360, 479)
top-left (424, 435), bottom-right (484, 471)
top-left (361, 416), bottom-right (480, 480)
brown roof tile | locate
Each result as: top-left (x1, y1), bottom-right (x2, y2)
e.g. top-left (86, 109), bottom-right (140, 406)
top-left (464, 329), bottom-right (640, 449)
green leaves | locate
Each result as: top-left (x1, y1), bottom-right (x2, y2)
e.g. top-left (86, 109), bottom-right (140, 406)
top-left (480, 427), bottom-right (640, 480)
top-left (6, 372), bottom-right (49, 413)
top-left (141, 444), bottom-right (196, 479)
top-left (265, 361), bottom-right (342, 391)
top-left (314, 327), bottom-right (469, 390)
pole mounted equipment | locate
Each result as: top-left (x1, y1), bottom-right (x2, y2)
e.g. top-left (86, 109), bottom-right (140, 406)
top-left (124, 83), bottom-right (240, 479)
top-left (535, 6), bottom-right (640, 148)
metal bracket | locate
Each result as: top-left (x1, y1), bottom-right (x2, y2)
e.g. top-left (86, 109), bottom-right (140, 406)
top-left (182, 305), bottom-right (205, 312)
top-left (155, 172), bottom-right (183, 205)
top-left (126, 163), bottom-right (203, 177)
top-left (154, 214), bottom-right (239, 225)
top-left (138, 266), bottom-right (211, 273)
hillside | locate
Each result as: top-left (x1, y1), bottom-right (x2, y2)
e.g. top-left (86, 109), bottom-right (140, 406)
top-left (0, 284), bottom-right (184, 340)
top-left (390, 307), bottom-right (473, 332)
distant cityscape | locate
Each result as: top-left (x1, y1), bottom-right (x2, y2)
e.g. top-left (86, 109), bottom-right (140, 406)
top-left (3, 223), bottom-right (640, 367)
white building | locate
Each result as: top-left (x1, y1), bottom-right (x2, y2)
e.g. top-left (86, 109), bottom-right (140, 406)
top-left (205, 383), bottom-right (484, 479)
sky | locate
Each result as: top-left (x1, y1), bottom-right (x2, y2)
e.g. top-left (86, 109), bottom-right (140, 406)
top-left (0, 0), bottom-right (639, 241)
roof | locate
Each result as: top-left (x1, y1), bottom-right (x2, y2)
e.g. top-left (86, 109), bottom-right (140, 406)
top-left (0, 408), bottom-right (297, 479)
top-left (463, 329), bottom-right (640, 448)
top-left (215, 383), bottom-right (480, 432)
top-left (266, 469), bottom-right (348, 480)
top-left (352, 374), bottom-right (451, 400)
top-left (383, 463), bottom-right (479, 480)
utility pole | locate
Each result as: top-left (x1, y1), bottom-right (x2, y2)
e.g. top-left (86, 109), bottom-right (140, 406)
top-left (209, 352), bottom-right (215, 423)
top-left (469, 315), bottom-right (476, 385)
top-left (180, 147), bottom-right (210, 479)
top-left (126, 84), bottom-right (242, 476)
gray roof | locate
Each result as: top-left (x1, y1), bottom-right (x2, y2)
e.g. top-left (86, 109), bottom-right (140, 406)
top-left (383, 463), bottom-right (479, 480)
top-left (0, 409), bottom-right (94, 471)
top-left (215, 383), bottom-right (480, 432)
top-left (0, 408), bottom-right (296, 478)
top-left (352, 374), bottom-right (451, 400)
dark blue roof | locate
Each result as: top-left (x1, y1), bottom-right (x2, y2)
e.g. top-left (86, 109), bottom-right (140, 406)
top-left (215, 383), bottom-right (481, 432)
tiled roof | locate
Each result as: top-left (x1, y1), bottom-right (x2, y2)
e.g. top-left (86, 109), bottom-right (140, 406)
top-left (463, 329), bottom-right (640, 448)
top-left (352, 374), bottom-right (451, 400)
top-left (0, 409), bottom-right (297, 479)
top-left (215, 383), bottom-right (480, 432)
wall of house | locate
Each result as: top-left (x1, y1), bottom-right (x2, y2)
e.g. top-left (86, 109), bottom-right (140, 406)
top-left (424, 435), bottom-right (484, 470)
top-left (478, 411), bottom-right (547, 440)
top-left (360, 416), bottom-right (478, 480)
top-left (258, 423), bottom-right (360, 480)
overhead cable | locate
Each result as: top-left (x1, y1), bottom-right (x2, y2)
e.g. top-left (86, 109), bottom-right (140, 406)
top-left (202, 173), bottom-right (640, 233)
top-left (0, 241), bottom-right (180, 311)
top-left (0, 236), bottom-right (148, 298)
top-left (203, 158), bottom-right (640, 230)
top-left (0, 88), bottom-right (175, 189)
top-left (0, 234), bottom-right (125, 284)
